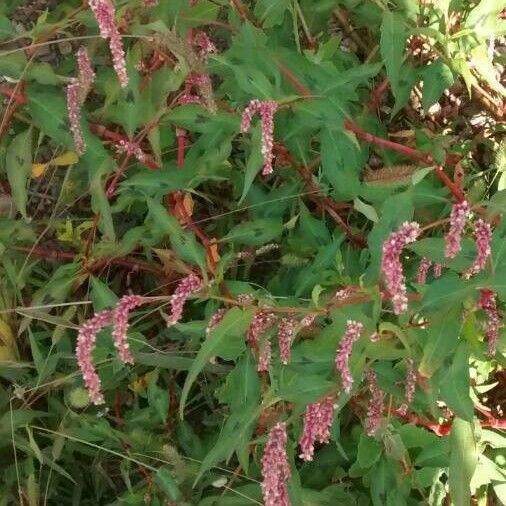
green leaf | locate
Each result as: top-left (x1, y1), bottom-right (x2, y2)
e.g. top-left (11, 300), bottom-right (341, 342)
top-left (380, 11), bottom-right (407, 97)
top-left (155, 467), bottom-right (182, 501)
top-left (218, 351), bottom-right (260, 414)
top-left (134, 351), bottom-right (227, 373)
top-left (254, 0), bottom-right (290, 27)
top-left (357, 433), bottom-right (383, 468)
top-left (239, 124), bottom-right (263, 204)
top-left (179, 307), bottom-right (254, 418)
top-left (147, 198), bottom-right (207, 273)
top-left (421, 60), bottom-right (454, 111)
top-left (147, 371), bottom-right (170, 423)
top-left (223, 218), bottom-right (283, 246)
top-left (353, 198), bottom-right (379, 223)
top-left (6, 129), bottom-right (31, 220)
top-left (440, 343), bottom-right (473, 421)
top-left (26, 85), bottom-right (73, 147)
top-left (449, 418), bottom-right (477, 506)
top-left (419, 309), bottom-right (461, 377)
top-left (420, 273), bottom-right (477, 313)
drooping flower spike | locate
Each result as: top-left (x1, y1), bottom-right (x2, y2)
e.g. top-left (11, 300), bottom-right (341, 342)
top-left (241, 99), bottom-right (279, 175)
top-left (247, 309), bottom-right (276, 348)
top-left (479, 289), bottom-right (500, 357)
top-left (76, 310), bottom-right (113, 405)
top-left (299, 395), bottom-right (336, 461)
top-left (381, 221), bottom-right (421, 314)
top-left (88, 0), bottom-right (129, 88)
top-left (365, 368), bottom-right (384, 436)
top-left (112, 294), bottom-right (147, 364)
top-left (464, 219), bottom-right (492, 279)
top-left (206, 308), bottom-right (227, 336)
top-left (166, 273), bottom-right (203, 327)
top-left (261, 423), bottom-right (291, 506)
top-left (278, 316), bottom-right (298, 365)
top-left (416, 257), bottom-right (432, 285)
top-left (335, 320), bottom-right (363, 393)
top-left (397, 359), bottom-right (417, 416)
top-left (67, 47), bottom-right (96, 155)
top-left (445, 200), bottom-right (470, 259)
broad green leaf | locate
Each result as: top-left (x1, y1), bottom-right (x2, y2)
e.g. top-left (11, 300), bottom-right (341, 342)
top-left (134, 351), bottom-right (227, 373)
top-left (357, 433), bottom-right (383, 468)
top-left (449, 418), bottom-right (477, 506)
top-left (380, 11), bottom-right (406, 96)
top-left (440, 343), bottom-right (473, 421)
top-left (254, 0), bottom-right (290, 27)
top-left (422, 60), bottom-right (454, 111)
top-left (419, 309), bottom-right (461, 377)
top-left (420, 273), bottom-right (477, 312)
top-left (222, 218), bottom-right (283, 246)
top-left (179, 307), bottom-right (254, 418)
top-left (6, 129), bottom-right (31, 220)
top-left (155, 467), bottom-right (182, 501)
top-left (240, 124), bottom-right (263, 204)
top-left (26, 85), bottom-right (73, 147)
top-left (147, 198), bottom-right (207, 273)
top-left (218, 351), bottom-right (260, 414)
top-left (353, 197), bottom-right (379, 223)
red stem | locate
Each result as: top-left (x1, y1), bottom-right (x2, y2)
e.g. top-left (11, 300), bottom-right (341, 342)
top-left (13, 246), bottom-right (163, 276)
top-left (368, 78), bottom-right (389, 112)
top-left (176, 130), bottom-right (187, 168)
top-left (343, 120), bottom-right (466, 202)
top-left (89, 124), bottom-right (159, 171)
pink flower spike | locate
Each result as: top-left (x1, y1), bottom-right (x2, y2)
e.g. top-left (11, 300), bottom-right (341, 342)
top-left (240, 100), bottom-right (278, 175)
top-left (365, 368), bottom-right (384, 436)
top-left (278, 317), bottom-right (298, 365)
top-left (247, 309), bottom-right (276, 348)
top-left (257, 337), bottom-right (272, 372)
top-left (397, 359), bottom-right (417, 416)
top-left (116, 139), bottom-right (147, 163)
top-left (416, 257), bottom-right (431, 285)
top-left (88, 0), bottom-right (129, 88)
top-left (300, 313), bottom-right (317, 327)
top-left (299, 395), bottom-right (336, 462)
top-left (381, 221), bottom-right (421, 315)
top-left (192, 31), bottom-right (217, 61)
top-left (166, 273), bottom-right (203, 327)
top-left (67, 80), bottom-right (85, 155)
top-left (76, 310), bottom-right (113, 405)
top-left (259, 101), bottom-right (278, 175)
top-left (240, 99), bottom-right (261, 133)
top-left (206, 308), bottom-right (227, 336)
top-left (464, 219), bottom-right (492, 279)
top-left (433, 263), bottom-right (443, 278)
top-left (142, 0), bottom-right (158, 5)
top-left (445, 200), bottom-right (470, 258)
top-left (112, 294), bottom-right (146, 364)
top-left (335, 320), bottom-right (363, 393)
top-left (76, 47), bottom-right (95, 92)
top-left (479, 289), bottom-right (500, 357)
top-left (261, 423), bottom-right (291, 506)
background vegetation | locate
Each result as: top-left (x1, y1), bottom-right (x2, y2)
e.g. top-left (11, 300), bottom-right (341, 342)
top-left (0, 0), bottom-right (505, 504)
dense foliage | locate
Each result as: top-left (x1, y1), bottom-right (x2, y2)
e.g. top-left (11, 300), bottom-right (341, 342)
top-left (0, 0), bottom-right (505, 504)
